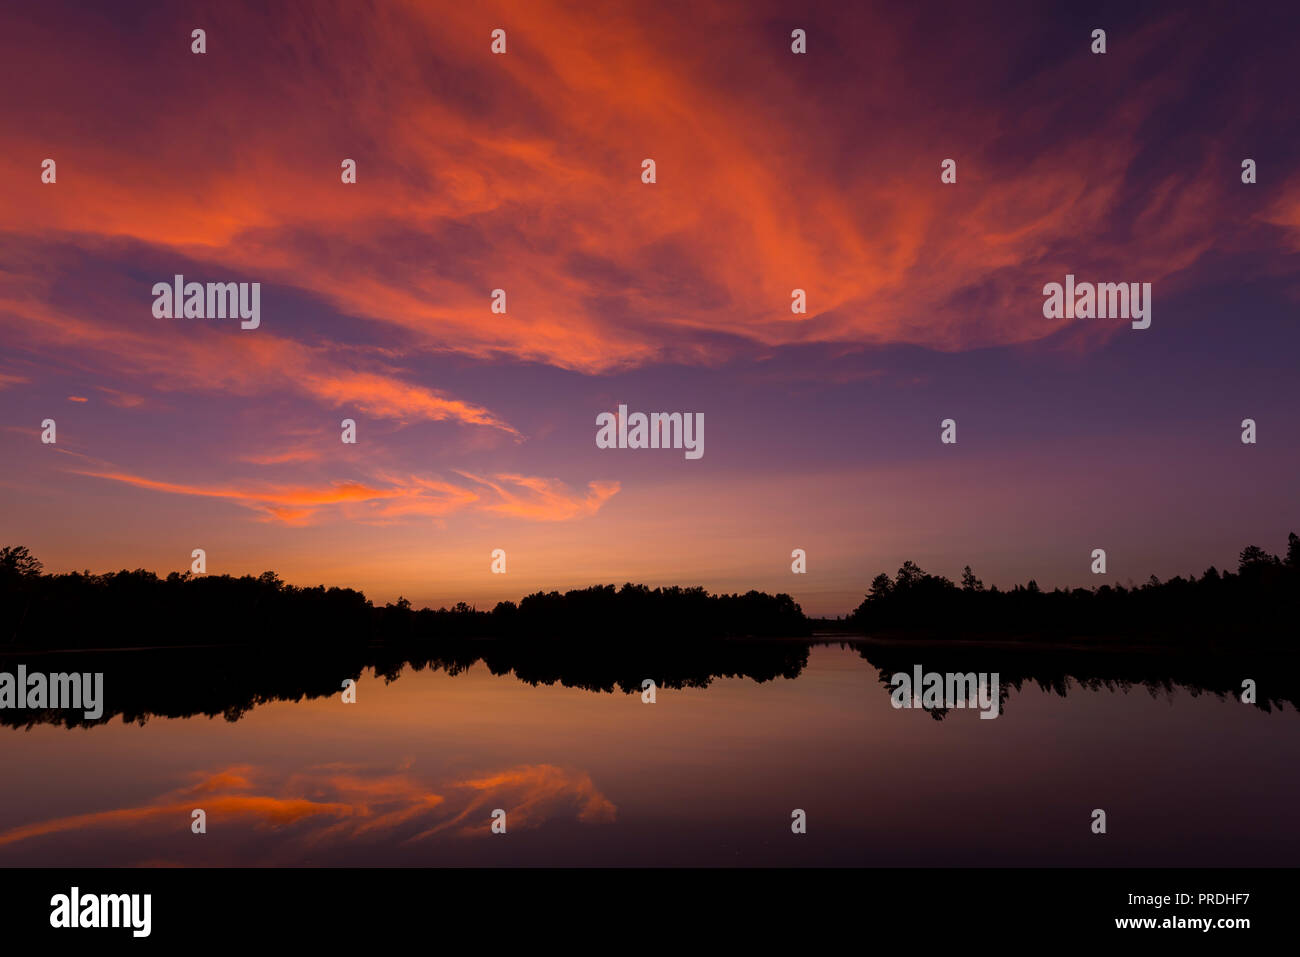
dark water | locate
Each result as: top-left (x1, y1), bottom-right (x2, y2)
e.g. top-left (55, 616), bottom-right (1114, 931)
top-left (0, 643), bottom-right (1296, 866)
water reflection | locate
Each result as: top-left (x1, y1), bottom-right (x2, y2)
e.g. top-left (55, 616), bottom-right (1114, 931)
top-left (1, 642), bottom-right (1297, 866)
top-left (0, 761), bottom-right (615, 865)
top-left (0, 636), bottom-right (1295, 730)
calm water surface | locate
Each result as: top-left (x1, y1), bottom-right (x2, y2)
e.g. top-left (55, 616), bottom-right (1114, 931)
top-left (1, 643), bottom-right (1296, 865)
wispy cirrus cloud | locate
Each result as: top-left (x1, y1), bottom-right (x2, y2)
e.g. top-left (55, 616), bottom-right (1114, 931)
top-left (457, 471), bottom-right (621, 522)
top-left (94, 385), bottom-right (147, 408)
top-left (0, 272), bottom-right (519, 436)
top-left (70, 466), bottom-right (618, 526)
top-left (3, 2), bottom-right (1296, 380)
top-left (237, 445), bottom-right (328, 466)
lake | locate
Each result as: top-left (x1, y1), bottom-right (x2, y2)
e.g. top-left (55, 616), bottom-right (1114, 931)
top-left (0, 642), bottom-right (1296, 866)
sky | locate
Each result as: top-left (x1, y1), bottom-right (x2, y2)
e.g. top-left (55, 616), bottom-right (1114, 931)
top-left (1, 0), bottom-right (1298, 616)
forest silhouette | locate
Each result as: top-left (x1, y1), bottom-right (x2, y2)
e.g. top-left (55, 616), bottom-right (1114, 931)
top-left (0, 534), bottom-right (1296, 728)
top-left (2, 533), bottom-right (1296, 649)
top-left (0, 546), bottom-right (809, 648)
top-left (846, 533), bottom-right (1300, 642)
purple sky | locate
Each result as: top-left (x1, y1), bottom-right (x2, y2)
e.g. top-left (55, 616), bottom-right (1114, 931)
top-left (1, 0), bottom-right (1297, 615)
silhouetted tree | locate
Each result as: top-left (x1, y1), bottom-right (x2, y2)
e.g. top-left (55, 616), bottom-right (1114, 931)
top-left (0, 545), bottom-right (42, 578)
top-left (895, 560), bottom-right (926, 589)
top-left (1239, 544), bottom-right (1278, 570)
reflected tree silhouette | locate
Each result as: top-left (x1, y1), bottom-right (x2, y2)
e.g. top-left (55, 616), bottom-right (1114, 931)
top-left (1, 537), bottom-right (1296, 729)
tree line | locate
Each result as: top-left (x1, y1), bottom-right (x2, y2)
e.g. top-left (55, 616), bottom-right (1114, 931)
top-left (849, 532), bottom-right (1300, 642)
top-left (2, 532), bottom-right (1295, 649)
top-left (0, 547), bottom-right (809, 648)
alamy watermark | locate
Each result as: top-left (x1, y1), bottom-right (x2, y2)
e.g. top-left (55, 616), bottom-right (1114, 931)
top-left (890, 665), bottom-right (1000, 719)
top-left (152, 274), bottom-right (260, 329)
top-left (50, 887), bottom-right (150, 937)
top-left (596, 405), bottom-right (704, 459)
top-left (1043, 274), bottom-right (1151, 330)
top-left (0, 665), bottom-right (103, 720)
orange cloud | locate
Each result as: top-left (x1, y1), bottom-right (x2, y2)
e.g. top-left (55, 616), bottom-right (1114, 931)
top-left (300, 369), bottom-right (517, 433)
top-left (2, 2), bottom-right (1290, 381)
top-left (457, 472), bottom-right (622, 521)
top-left (95, 386), bottom-right (146, 408)
top-left (238, 445), bottom-right (327, 466)
top-left (70, 466), bottom-right (618, 526)
top-left (0, 288), bottom-right (518, 435)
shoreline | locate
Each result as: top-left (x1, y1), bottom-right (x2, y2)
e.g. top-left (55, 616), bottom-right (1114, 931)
top-left (2, 631), bottom-right (1291, 658)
